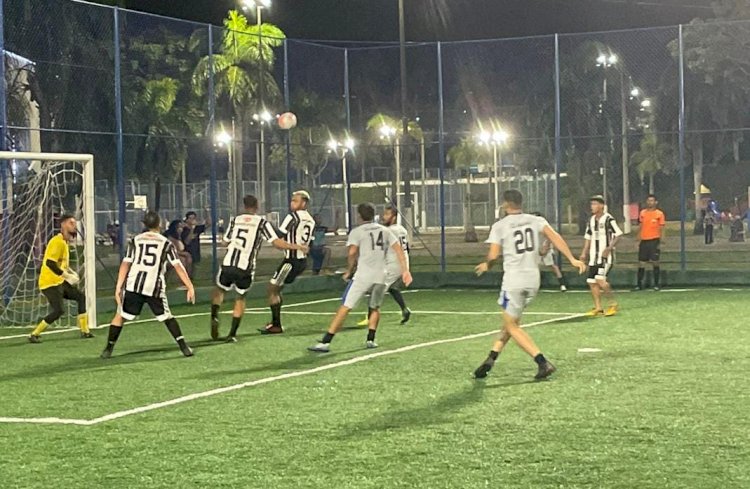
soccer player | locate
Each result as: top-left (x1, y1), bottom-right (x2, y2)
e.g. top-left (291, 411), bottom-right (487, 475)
top-left (29, 214), bottom-right (92, 343)
top-left (100, 211), bottom-right (195, 359)
top-left (210, 195), bottom-right (309, 342)
top-left (260, 190), bottom-right (316, 335)
top-left (635, 194), bottom-right (665, 291)
top-left (473, 190), bottom-right (585, 379)
top-left (308, 203), bottom-right (412, 352)
top-left (532, 212), bottom-right (567, 292)
top-left (580, 195), bottom-right (623, 317)
top-left (357, 205), bottom-right (411, 326)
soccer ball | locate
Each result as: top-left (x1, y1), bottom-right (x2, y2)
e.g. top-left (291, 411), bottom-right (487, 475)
top-left (277, 112), bottom-right (298, 130)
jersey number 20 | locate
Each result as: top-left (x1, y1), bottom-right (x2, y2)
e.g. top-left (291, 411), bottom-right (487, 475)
top-left (513, 228), bottom-right (535, 254)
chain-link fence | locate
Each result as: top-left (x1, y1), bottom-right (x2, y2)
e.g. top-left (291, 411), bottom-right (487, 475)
top-left (3, 0), bottom-right (750, 291)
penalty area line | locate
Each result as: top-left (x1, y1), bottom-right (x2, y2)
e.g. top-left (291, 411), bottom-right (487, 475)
top-left (0, 312), bottom-right (584, 426)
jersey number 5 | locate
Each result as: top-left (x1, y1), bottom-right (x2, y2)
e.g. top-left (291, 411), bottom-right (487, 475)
top-left (137, 243), bottom-right (159, 266)
top-left (235, 228), bottom-right (249, 248)
top-left (369, 231), bottom-right (385, 251)
top-left (513, 228), bottom-right (535, 254)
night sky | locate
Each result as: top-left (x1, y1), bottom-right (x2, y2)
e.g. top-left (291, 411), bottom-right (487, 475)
top-left (96, 0), bottom-right (719, 42)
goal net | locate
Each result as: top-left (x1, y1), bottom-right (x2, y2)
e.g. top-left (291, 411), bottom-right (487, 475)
top-left (0, 151), bottom-right (96, 330)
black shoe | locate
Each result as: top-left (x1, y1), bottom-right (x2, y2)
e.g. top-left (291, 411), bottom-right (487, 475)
top-left (80, 332), bottom-right (95, 339)
top-left (225, 336), bottom-right (238, 343)
top-left (210, 317), bottom-right (220, 340)
top-left (473, 361), bottom-right (494, 379)
top-left (535, 361), bottom-right (556, 380)
top-left (100, 347), bottom-right (113, 359)
top-left (400, 308), bottom-right (412, 325)
top-left (28, 334), bottom-right (41, 344)
top-left (258, 323), bottom-right (284, 335)
top-left (180, 344), bottom-right (194, 357)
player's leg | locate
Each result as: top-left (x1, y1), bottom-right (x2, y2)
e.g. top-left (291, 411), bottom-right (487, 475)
top-left (585, 268), bottom-right (603, 316)
top-left (101, 292), bottom-right (143, 358)
top-left (550, 264), bottom-right (567, 291)
top-left (308, 279), bottom-right (362, 352)
top-left (265, 261), bottom-right (289, 333)
top-left (474, 291), bottom-right (518, 378)
top-left (29, 286), bottom-right (65, 342)
top-left (636, 241), bottom-right (647, 290)
top-left (502, 311), bottom-right (556, 379)
top-left (62, 282), bottom-right (92, 338)
top-left (364, 285), bottom-right (387, 348)
top-left (100, 312), bottom-right (126, 359)
top-left (651, 241), bottom-right (661, 290)
top-left (151, 296), bottom-right (193, 357)
top-left (210, 287), bottom-right (225, 340)
top-left (389, 286), bottom-right (411, 324)
top-left (226, 273), bottom-right (252, 341)
top-left (599, 265), bottom-right (618, 316)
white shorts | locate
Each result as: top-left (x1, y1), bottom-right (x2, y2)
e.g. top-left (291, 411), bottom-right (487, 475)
top-left (498, 287), bottom-right (538, 319)
top-left (541, 250), bottom-right (556, 267)
top-left (342, 279), bottom-right (387, 310)
top-left (586, 262), bottom-right (612, 284)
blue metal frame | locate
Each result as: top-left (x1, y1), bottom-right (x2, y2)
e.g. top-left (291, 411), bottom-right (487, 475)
top-left (678, 25), bottom-right (687, 272)
top-left (344, 48), bottom-right (353, 231)
top-left (554, 34), bottom-right (563, 267)
top-left (0, 0), bottom-right (7, 152)
top-left (113, 8), bottom-right (126, 258)
top-left (437, 42), bottom-right (446, 273)
top-left (283, 39), bottom-right (293, 206)
top-left (208, 25), bottom-right (219, 277)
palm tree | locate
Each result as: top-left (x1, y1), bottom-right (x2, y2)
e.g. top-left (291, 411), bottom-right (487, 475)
top-left (193, 10), bottom-right (285, 210)
top-left (269, 125), bottom-right (331, 189)
top-left (630, 133), bottom-right (671, 195)
top-left (448, 138), bottom-right (491, 242)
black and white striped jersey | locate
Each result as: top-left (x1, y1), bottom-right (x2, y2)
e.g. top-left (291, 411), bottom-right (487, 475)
top-left (278, 210), bottom-right (315, 260)
top-left (584, 212), bottom-right (623, 265)
top-left (222, 213), bottom-right (278, 271)
top-left (123, 232), bottom-right (182, 298)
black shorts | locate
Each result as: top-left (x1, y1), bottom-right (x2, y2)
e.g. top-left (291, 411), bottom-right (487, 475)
top-left (638, 239), bottom-right (661, 262)
top-left (121, 291), bottom-right (172, 322)
top-left (270, 258), bottom-right (307, 286)
top-left (216, 266), bottom-right (254, 295)
top-left (586, 262), bottom-right (613, 283)
top-left (42, 282), bottom-right (86, 315)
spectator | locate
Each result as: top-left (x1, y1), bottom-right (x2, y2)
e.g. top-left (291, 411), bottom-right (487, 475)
top-left (703, 211), bottom-right (715, 245)
top-left (106, 221), bottom-right (120, 252)
top-left (165, 219), bottom-right (193, 278)
top-left (181, 210), bottom-right (210, 268)
top-left (309, 214), bottom-right (331, 275)
top-left (730, 216), bottom-right (745, 242)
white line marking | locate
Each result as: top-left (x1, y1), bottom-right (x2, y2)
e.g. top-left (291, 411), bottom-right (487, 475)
top-left (0, 313), bottom-right (584, 426)
top-left (577, 348), bottom-right (602, 353)
top-left (237, 310), bottom-right (580, 316)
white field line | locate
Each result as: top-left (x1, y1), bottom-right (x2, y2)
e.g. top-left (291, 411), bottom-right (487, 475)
top-left (237, 310), bottom-right (579, 316)
top-left (0, 312), bottom-right (584, 426)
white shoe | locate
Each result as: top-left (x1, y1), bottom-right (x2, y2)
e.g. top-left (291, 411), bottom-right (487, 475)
top-left (366, 340), bottom-right (379, 349)
top-left (307, 342), bottom-right (330, 353)
top-left (560, 285), bottom-right (567, 292)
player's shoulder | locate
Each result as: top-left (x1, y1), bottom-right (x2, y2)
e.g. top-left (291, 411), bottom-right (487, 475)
top-left (235, 213), bottom-right (259, 225)
top-left (137, 231), bottom-right (168, 244)
top-left (297, 210), bottom-right (314, 222)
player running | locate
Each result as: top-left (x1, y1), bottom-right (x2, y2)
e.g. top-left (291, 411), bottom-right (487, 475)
top-left (357, 205), bottom-right (411, 326)
top-left (580, 195), bottom-right (623, 317)
top-left (308, 203), bottom-right (412, 352)
top-left (260, 190), bottom-right (315, 335)
top-left (473, 190), bottom-right (585, 380)
top-left (29, 213), bottom-right (92, 343)
top-left (532, 212), bottom-right (568, 292)
top-left (100, 211), bottom-right (195, 359)
top-left (210, 195), bottom-right (309, 342)
top-left (635, 194), bottom-right (665, 291)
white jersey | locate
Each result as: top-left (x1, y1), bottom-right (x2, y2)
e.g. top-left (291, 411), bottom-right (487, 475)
top-left (347, 222), bottom-right (397, 284)
top-left (222, 213), bottom-right (278, 272)
top-left (486, 213), bottom-right (549, 289)
top-left (385, 223), bottom-right (409, 273)
top-left (124, 232), bottom-right (181, 298)
top-left (584, 212), bottom-right (623, 265)
top-left (279, 210), bottom-right (315, 260)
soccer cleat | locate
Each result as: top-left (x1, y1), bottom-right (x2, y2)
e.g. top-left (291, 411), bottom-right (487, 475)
top-left (653, 286), bottom-right (661, 291)
top-left (534, 361), bottom-right (556, 380)
top-left (560, 285), bottom-right (567, 292)
top-left (585, 308), bottom-right (604, 317)
top-left (225, 336), bottom-right (238, 343)
top-left (633, 286), bottom-right (642, 291)
top-left (365, 340), bottom-right (378, 349)
top-left (28, 334), bottom-right (41, 344)
top-left (356, 317), bottom-right (369, 327)
top-left (604, 304), bottom-right (618, 317)
top-left (210, 317), bottom-right (220, 340)
top-left (180, 344), bottom-right (194, 357)
top-left (307, 342), bottom-right (330, 353)
top-left (400, 308), bottom-right (412, 325)
top-left (258, 323), bottom-right (284, 335)
top-left (100, 347), bottom-right (113, 359)
top-left (473, 361), bottom-right (494, 379)
top-left (80, 332), bottom-right (95, 339)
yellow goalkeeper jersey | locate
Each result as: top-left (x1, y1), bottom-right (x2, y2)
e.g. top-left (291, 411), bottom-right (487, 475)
top-left (39, 233), bottom-right (69, 290)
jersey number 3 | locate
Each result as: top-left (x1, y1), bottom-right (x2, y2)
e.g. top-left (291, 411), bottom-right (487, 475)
top-left (513, 228), bottom-right (535, 254)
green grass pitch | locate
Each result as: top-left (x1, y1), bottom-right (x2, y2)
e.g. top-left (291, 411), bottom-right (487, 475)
top-left (0, 288), bottom-right (748, 488)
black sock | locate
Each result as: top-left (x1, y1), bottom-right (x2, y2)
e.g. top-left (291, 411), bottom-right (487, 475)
top-left (164, 318), bottom-right (187, 348)
top-left (653, 267), bottom-right (661, 287)
top-left (488, 350), bottom-right (500, 361)
top-left (229, 317), bottom-right (242, 337)
top-left (106, 325), bottom-right (122, 347)
top-left (271, 300), bottom-right (283, 327)
top-left (322, 332), bottom-right (335, 344)
top-left (389, 288), bottom-right (407, 312)
top-left (637, 267), bottom-right (645, 287)
top-left (211, 304), bottom-right (220, 319)
top-left (367, 329), bottom-right (377, 342)
top-left (558, 274), bottom-right (567, 286)
top-left (534, 353), bottom-right (547, 365)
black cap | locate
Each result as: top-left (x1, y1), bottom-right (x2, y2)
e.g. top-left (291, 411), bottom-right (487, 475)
top-left (590, 195), bottom-right (605, 204)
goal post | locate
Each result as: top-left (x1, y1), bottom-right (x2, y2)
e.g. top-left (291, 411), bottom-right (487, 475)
top-left (0, 151), bottom-right (97, 331)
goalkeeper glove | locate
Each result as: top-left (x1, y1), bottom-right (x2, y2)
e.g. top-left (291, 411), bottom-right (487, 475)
top-left (63, 269), bottom-right (80, 286)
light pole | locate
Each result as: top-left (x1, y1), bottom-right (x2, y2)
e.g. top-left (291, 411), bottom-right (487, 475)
top-left (328, 137), bottom-right (355, 231)
top-left (214, 129), bottom-right (234, 213)
top-left (379, 124), bottom-right (400, 204)
top-left (478, 128), bottom-right (509, 219)
top-left (252, 110), bottom-right (273, 211)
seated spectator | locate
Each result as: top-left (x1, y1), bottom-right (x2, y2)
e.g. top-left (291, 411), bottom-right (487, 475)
top-left (309, 214), bottom-right (331, 275)
top-left (165, 219), bottom-right (193, 278)
top-left (730, 216), bottom-right (745, 242)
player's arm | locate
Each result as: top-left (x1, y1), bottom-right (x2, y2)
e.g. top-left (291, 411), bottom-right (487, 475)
top-left (658, 211), bottom-right (666, 240)
top-left (271, 238), bottom-right (309, 253)
top-left (114, 239), bottom-right (136, 305)
top-left (263, 219), bottom-right (309, 253)
top-left (603, 219), bottom-right (624, 258)
top-left (475, 243), bottom-right (501, 276)
top-left (542, 225), bottom-right (586, 274)
top-left (167, 245), bottom-right (195, 304)
top-left (390, 240), bottom-right (413, 287)
top-left (344, 244), bottom-right (359, 281)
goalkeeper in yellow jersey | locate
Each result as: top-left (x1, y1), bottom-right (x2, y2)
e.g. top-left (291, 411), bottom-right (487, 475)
top-left (29, 214), bottom-right (92, 343)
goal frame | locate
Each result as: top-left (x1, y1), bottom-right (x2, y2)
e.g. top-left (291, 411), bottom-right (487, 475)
top-left (0, 151), bottom-right (97, 330)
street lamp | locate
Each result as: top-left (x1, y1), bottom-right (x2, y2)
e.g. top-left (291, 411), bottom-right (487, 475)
top-left (214, 129), bottom-right (236, 212)
top-left (379, 124), bottom-right (401, 204)
top-left (477, 127), bottom-right (510, 219)
top-left (328, 137), bottom-right (356, 230)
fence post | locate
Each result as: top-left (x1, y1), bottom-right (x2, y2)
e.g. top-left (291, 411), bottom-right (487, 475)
top-left (0, 0), bottom-right (7, 152)
top-left (437, 42), bottom-right (446, 273)
top-left (678, 25), bottom-right (687, 272)
top-left (344, 48), bottom-right (353, 231)
top-left (208, 25), bottom-right (219, 276)
top-left (283, 39), bottom-right (292, 206)
top-left (554, 34), bottom-right (562, 242)
top-left (113, 7), bottom-right (126, 258)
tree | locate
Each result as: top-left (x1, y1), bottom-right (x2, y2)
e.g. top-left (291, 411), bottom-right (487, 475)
top-left (193, 10), bottom-right (285, 209)
top-left (630, 133), bottom-right (672, 195)
top-left (447, 138), bottom-right (491, 241)
top-left (268, 125), bottom-right (331, 189)
top-left (365, 113), bottom-right (423, 202)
